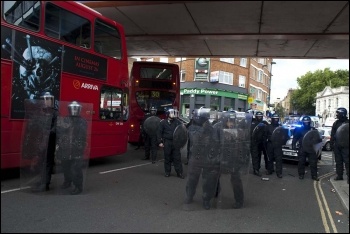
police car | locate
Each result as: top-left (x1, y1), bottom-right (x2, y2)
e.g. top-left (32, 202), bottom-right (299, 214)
top-left (282, 135), bottom-right (322, 163)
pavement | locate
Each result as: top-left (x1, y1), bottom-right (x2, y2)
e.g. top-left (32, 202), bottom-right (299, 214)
top-left (329, 175), bottom-right (349, 214)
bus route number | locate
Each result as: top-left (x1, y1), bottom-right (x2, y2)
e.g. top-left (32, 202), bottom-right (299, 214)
top-left (151, 91), bottom-right (160, 98)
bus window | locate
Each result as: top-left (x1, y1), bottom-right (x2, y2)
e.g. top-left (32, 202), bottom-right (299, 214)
top-left (45, 3), bottom-right (91, 48)
top-left (100, 86), bottom-right (123, 121)
top-left (3, 1), bottom-right (41, 31)
top-left (94, 19), bottom-right (122, 59)
top-left (140, 67), bottom-right (173, 80)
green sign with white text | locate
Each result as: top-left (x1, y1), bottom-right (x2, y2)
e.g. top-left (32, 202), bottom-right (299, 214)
top-left (181, 88), bottom-right (247, 100)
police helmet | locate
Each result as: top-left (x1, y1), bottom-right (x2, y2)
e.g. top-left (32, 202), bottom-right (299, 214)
top-left (68, 101), bottom-right (82, 116)
top-left (255, 111), bottom-right (264, 122)
top-left (271, 113), bottom-right (280, 125)
top-left (40, 92), bottom-right (54, 108)
top-left (336, 107), bottom-right (347, 120)
top-left (150, 106), bottom-right (157, 115)
top-left (193, 107), bottom-right (210, 125)
top-left (166, 108), bottom-right (178, 119)
top-left (301, 115), bottom-right (311, 128)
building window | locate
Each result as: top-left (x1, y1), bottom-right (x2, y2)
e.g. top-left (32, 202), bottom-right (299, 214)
top-left (257, 89), bottom-right (262, 100)
top-left (218, 71), bottom-right (233, 85)
top-left (258, 70), bottom-right (263, 82)
top-left (240, 58), bottom-right (247, 67)
top-left (239, 75), bottom-right (246, 88)
top-left (180, 70), bottom-right (186, 82)
top-left (258, 58), bottom-right (265, 65)
top-left (220, 58), bottom-right (234, 64)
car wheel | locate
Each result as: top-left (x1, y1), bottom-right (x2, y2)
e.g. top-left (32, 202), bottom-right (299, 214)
top-left (325, 142), bottom-right (332, 151)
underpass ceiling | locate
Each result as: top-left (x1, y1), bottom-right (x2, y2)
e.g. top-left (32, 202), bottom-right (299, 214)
top-left (80, 1), bottom-right (349, 59)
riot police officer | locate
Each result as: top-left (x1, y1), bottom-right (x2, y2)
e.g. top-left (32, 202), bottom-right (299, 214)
top-left (31, 92), bottom-right (57, 192)
top-left (158, 108), bottom-right (184, 178)
top-left (265, 114), bottom-right (284, 178)
top-left (292, 116), bottom-right (320, 181)
top-left (330, 107), bottom-right (349, 183)
top-left (185, 110), bottom-right (195, 165)
top-left (217, 111), bottom-right (245, 209)
top-left (185, 108), bottom-right (221, 210)
top-left (250, 111), bottom-right (269, 176)
top-left (56, 101), bottom-right (88, 195)
top-left (141, 106), bottom-right (158, 163)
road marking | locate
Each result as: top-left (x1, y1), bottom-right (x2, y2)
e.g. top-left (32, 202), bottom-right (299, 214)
top-left (1, 186), bottom-right (30, 194)
top-left (99, 159), bottom-right (164, 174)
top-left (314, 172), bottom-right (337, 233)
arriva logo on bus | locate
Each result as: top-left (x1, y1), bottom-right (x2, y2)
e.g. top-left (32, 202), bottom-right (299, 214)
top-left (183, 88), bottom-right (218, 95)
top-left (73, 80), bottom-right (99, 91)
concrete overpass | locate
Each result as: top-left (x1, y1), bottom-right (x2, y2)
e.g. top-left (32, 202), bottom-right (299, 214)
top-left (81, 1), bottom-right (349, 59)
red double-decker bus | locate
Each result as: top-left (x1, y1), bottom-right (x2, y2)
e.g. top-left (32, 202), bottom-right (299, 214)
top-left (128, 61), bottom-right (180, 144)
top-left (1, 1), bottom-right (129, 169)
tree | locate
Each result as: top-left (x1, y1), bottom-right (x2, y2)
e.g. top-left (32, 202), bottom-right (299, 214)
top-left (291, 68), bottom-right (349, 115)
top-left (275, 103), bottom-right (286, 120)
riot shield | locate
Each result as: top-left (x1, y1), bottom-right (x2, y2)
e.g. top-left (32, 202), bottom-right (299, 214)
top-left (252, 122), bottom-right (266, 142)
top-left (173, 123), bottom-right (188, 149)
top-left (215, 112), bottom-right (252, 209)
top-left (302, 129), bottom-right (322, 154)
top-left (335, 123), bottom-right (349, 148)
top-left (271, 126), bottom-right (290, 147)
top-left (183, 110), bottom-right (221, 211)
top-left (52, 101), bottom-right (92, 195)
top-left (143, 116), bottom-right (161, 136)
top-left (20, 99), bottom-right (54, 192)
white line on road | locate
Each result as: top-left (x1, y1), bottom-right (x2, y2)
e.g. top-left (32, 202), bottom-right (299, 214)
top-left (1, 186), bottom-right (30, 194)
top-left (99, 160), bottom-right (164, 174)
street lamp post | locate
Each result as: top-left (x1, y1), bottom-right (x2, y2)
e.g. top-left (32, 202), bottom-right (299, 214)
top-left (268, 62), bottom-right (276, 107)
top-left (262, 61), bottom-right (276, 108)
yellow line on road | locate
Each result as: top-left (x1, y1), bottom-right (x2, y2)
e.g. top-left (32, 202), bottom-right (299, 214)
top-left (314, 172), bottom-right (337, 233)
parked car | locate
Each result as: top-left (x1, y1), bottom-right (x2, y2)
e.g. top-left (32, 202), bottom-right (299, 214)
top-left (317, 127), bottom-right (332, 151)
top-left (282, 134), bottom-right (322, 163)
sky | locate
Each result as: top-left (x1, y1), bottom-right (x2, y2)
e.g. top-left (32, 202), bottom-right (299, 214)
top-left (270, 59), bottom-right (349, 103)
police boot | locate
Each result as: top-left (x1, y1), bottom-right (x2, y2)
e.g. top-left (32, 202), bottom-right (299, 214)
top-left (31, 183), bottom-right (49, 192)
top-left (71, 187), bottom-right (83, 195)
top-left (233, 202), bottom-right (243, 209)
top-left (253, 169), bottom-right (261, 177)
top-left (203, 200), bottom-right (211, 210)
top-left (266, 170), bottom-right (273, 175)
top-left (61, 181), bottom-right (71, 189)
